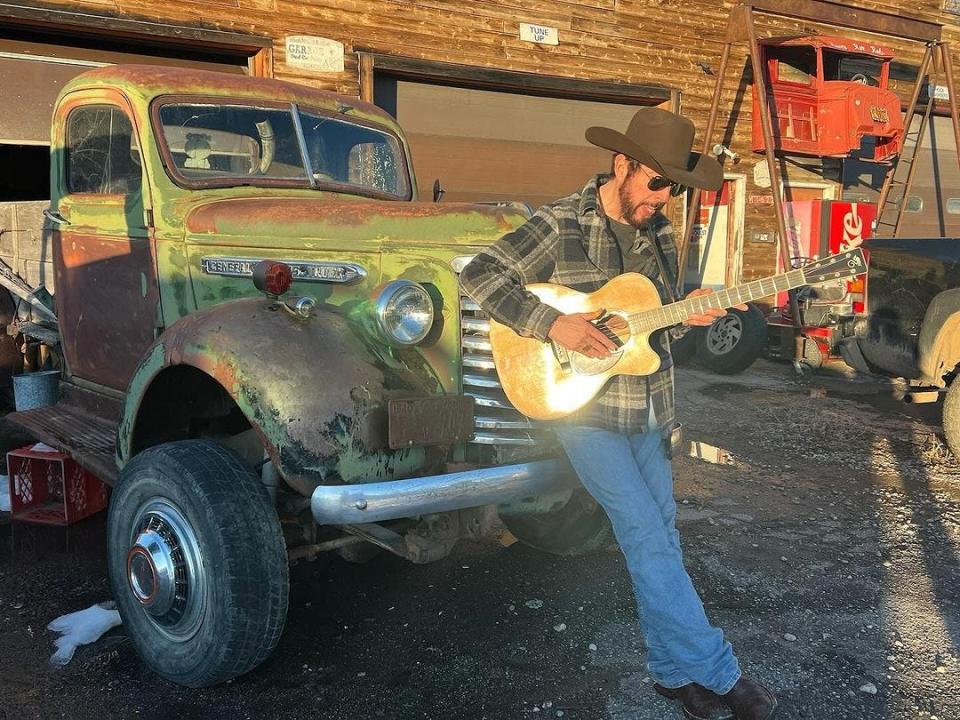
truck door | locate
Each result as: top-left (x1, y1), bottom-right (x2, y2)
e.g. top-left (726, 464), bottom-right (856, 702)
top-left (51, 95), bottom-right (159, 391)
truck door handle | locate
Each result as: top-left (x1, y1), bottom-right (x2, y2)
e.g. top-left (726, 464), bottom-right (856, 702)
top-left (43, 209), bottom-right (71, 226)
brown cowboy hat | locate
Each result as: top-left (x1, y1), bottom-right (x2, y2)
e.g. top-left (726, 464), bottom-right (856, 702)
top-left (586, 108), bottom-right (723, 190)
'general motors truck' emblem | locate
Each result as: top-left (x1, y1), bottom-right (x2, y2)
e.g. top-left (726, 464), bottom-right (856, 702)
top-left (201, 257), bottom-right (366, 284)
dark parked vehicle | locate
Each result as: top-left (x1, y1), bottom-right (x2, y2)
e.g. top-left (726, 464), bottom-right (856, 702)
top-left (839, 238), bottom-right (960, 457)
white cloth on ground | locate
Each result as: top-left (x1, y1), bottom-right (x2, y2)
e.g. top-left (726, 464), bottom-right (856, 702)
top-left (47, 602), bottom-right (123, 666)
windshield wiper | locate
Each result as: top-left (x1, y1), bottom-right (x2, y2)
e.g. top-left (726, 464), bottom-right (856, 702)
top-left (290, 102), bottom-right (319, 190)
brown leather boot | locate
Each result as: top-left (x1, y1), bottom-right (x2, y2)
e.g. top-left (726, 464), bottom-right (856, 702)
top-left (654, 683), bottom-right (734, 720)
top-left (721, 675), bottom-right (778, 720)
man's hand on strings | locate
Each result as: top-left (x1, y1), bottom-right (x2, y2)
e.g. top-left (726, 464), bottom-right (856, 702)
top-left (683, 288), bottom-right (747, 327)
top-left (548, 310), bottom-right (620, 358)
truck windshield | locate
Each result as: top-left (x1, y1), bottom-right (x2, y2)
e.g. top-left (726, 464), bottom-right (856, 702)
top-left (823, 51), bottom-right (884, 86)
top-left (156, 102), bottom-right (410, 198)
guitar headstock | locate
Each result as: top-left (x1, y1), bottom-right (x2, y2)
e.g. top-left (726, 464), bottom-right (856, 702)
top-left (800, 248), bottom-right (867, 285)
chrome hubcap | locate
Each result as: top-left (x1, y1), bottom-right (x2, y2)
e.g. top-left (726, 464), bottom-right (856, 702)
top-left (127, 499), bottom-right (206, 641)
top-left (706, 315), bottom-right (742, 355)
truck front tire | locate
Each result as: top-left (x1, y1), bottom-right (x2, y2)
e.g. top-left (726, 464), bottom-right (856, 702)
top-left (944, 380), bottom-right (960, 461)
top-left (107, 440), bottom-right (289, 687)
top-left (500, 489), bottom-right (612, 556)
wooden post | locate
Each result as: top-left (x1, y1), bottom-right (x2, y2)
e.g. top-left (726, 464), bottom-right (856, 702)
top-left (359, 53), bottom-right (375, 103)
top-left (744, 8), bottom-right (802, 327)
top-left (676, 41), bottom-right (733, 298)
top-left (250, 47), bottom-right (274, 78)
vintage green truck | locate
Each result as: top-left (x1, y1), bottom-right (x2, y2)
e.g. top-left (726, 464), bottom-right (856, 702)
top-left (4, 65), bottom-right (610, 687)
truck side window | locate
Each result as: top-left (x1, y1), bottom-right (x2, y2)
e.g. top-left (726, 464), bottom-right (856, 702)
top-left (348, 141), bottom-right (400, 193)
top-left (66, 105), bottom-right (142, 196)
top-left (769, 47), bottom-right (816, 85)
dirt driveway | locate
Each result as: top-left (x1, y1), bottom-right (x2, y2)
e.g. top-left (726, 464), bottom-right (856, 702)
top-left (1, 359), bottom-right (958, 720)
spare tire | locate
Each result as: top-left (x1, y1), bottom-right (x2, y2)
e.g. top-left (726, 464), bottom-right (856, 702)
top-left (500, 489), bottom-right (612, 556)
top-left (695, 303), bottom-right (767, 375)
top-left (669, 327), bottom-right (700, 366)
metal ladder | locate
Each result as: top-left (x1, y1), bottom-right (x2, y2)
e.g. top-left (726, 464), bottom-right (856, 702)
top-left (873, 42), bottom-right (945, 238)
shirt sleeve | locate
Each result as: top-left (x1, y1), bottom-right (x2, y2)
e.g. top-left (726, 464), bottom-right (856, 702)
top-left (458, 208), bottom-right (563, 342)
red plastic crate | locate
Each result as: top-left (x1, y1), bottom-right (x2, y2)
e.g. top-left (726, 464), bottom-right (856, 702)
top-left (7, 446), bottom-right (108, 525)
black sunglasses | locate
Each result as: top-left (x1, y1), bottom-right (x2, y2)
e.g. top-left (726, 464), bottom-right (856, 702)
top-left (646, 174), bottom-right (687, 197)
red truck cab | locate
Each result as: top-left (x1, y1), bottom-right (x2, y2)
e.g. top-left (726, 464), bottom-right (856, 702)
top-left (752, 35), bottom-right (903, 161)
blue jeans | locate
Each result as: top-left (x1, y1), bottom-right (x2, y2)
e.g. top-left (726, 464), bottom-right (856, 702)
top-left (554, 425), bottom-right (741, 694)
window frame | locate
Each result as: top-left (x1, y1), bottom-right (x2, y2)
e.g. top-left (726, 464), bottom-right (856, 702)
top-left (767, 46), bottom-right (820, 88)
top-left (63, 102), bottom-right (144, 199)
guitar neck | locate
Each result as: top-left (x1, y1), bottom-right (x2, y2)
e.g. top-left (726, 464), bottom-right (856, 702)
top-left (632, 267), bottom-right (807, 333)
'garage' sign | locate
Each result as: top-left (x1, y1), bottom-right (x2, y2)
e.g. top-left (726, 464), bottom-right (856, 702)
top-left (285, 36), bottom-right (345, 73)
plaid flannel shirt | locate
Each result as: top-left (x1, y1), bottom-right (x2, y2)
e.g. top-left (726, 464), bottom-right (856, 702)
top-left (459, 174), bottom-right (678, 436)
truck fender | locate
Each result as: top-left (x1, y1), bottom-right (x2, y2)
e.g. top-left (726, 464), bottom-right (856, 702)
top-left (917, 288), bottom-right (960, 386)
top-left (117, 297), bottom-right (440, 495)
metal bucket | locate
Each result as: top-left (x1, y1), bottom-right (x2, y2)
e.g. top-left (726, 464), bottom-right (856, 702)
top-left (13, 369), bottom-right (60, 411)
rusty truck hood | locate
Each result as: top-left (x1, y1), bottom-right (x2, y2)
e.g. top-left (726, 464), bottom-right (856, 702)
top-left (181, 196), bottom-right (525, 249)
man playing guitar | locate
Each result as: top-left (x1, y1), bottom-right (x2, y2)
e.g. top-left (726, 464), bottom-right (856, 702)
top-left (460, 108), bottom-right (777, 720)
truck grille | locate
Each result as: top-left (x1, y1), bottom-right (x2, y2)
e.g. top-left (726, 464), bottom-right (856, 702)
top-left (459, 295), bottom-right (542, 446)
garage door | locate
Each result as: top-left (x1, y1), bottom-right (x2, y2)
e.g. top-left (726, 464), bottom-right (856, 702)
top-left (376, 79), bottom-right (666, 209)
top-left (0, 35), bottom-right (249, 203)
top-left (0, 36), bottom-right (247, 146)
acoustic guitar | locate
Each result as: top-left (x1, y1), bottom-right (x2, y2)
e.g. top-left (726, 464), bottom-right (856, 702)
top-left (488, 248), bottom-right (867, 420)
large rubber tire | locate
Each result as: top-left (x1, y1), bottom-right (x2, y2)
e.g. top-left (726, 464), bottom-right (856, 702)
top-left (500, 489), bottom-right (612, 556)
top-left (107, 440), bottom-right (289, 688)
top-left (944, 381), bottom-right (960, 461)
top-left (669, 327), bottom-right (700, 366)
top-left (695, 303), bottom-right (768, 375)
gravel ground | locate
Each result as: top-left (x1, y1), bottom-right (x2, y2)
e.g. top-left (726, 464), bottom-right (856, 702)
top-left (1, 359), bottom-right (958, 720)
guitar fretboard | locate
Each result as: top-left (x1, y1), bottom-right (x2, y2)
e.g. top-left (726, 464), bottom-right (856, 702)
top-left (630, 268), bottom-right (807, 333)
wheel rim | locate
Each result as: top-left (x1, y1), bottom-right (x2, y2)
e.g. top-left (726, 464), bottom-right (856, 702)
top-left (705, 314), bottom-right (743, 355)
top-left (126, 498), bottom-right (207, 642)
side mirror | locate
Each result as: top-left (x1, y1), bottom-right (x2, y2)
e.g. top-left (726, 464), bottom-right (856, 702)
top-left (432, 179), bottom-right (445, 203)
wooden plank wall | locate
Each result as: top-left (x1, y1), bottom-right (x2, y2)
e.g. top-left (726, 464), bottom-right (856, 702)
top-left (23, 0), bottom-right (960, 279)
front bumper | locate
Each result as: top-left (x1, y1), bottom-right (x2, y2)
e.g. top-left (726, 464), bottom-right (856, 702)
top-left (310, 459), bottom-right (579, 525)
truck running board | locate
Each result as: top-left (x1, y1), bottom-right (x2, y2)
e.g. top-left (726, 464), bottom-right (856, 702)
top-left (6, 402), bottom-right (118, 485)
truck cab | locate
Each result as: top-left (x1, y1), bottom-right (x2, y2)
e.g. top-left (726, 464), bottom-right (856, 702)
top-left (752, 35), bottom-right (903, 161)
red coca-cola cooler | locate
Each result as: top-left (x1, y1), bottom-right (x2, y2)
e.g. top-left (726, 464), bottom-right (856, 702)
top-left (821, 200), bottom-right (874, 314)
top-left (776, 200), bottom-right (874, 314)
top-left (769, 199), bottom-right (874, 365)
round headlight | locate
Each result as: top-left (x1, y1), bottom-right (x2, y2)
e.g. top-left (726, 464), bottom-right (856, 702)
top-left (375, 280), bottom-right (435, 346)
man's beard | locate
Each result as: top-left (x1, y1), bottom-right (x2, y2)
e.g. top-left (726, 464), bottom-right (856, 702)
top-left (618, 180), bottom-right (664, 228)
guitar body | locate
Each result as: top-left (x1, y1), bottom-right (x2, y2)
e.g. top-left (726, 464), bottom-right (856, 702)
top-left (488, 273), bottom-right (664, 420)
